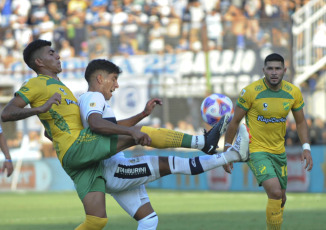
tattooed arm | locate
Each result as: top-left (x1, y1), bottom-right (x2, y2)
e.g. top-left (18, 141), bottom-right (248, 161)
top-left (1, 93), bottom-right (61, 122)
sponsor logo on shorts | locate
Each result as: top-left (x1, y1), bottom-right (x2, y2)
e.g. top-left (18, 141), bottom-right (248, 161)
top-left (259, 165), bottom-right (267, 175)
top-left (114, 163), bottom-right (151, 179)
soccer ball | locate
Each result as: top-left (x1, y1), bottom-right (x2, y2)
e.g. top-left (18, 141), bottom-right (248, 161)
top-left (200, 93), bottom-right (234, 126)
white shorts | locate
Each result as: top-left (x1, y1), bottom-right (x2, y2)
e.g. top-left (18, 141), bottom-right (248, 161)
top-left (103, 153), bottom-right (161, 217)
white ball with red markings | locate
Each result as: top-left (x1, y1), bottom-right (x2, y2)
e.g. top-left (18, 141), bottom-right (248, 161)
top-left (201, 93), bottom-right (234, 126)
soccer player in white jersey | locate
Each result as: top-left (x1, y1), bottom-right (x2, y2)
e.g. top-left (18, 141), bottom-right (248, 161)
top-left (78, 59), bottom-right (251, 229)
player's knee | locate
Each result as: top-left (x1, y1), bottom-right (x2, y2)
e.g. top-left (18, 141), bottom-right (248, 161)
top-left (137, 212), bottom-right (158, 230)
top-left (268, 188), bottom-right (282, 200)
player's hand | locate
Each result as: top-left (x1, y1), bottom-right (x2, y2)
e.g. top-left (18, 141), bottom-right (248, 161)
top-left (130, 128), bottom-right (152, 146)
top-left (301, 149), bottom-right (313, 171)
top-left (223, 162), bottom-right (233, 174)
top-left (2, 160), bottom-right (14, 177)
top-left (142, 98), bottom-right (162, 117)
top-left (39, 93), bottom-right (61, 113)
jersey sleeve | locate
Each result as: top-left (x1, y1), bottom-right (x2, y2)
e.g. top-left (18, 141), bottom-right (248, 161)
top-left (15, 78), bottom-right (45, 105)
top-left (0, 124), bottom-right (2, 133)
top-left (80, 92), bottom-right (106, 122)
top-left (292, 87), bottom-right (305, 111)
top-left (236, 87), bottom-right (252, 111)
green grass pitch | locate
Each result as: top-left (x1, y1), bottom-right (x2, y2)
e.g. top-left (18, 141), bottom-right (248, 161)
top-left (0, 190), bottom-right (325, 230)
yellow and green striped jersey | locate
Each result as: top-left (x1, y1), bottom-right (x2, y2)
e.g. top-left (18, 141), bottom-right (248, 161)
top-left (16, 74), bottom-right (84, 163)
top-left (237, 78), bottom-right (304, 154)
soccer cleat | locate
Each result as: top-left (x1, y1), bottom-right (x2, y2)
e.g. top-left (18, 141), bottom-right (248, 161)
top-left (202, 114), bottom-right (230, 155)
top-left (227, 124), bottom-right (250, 161)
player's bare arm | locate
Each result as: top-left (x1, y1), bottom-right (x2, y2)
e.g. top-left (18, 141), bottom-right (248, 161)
top-left (1, 93), bottom-right (61, 122)
top-left (88, 113), bottom-right (152, 146)
top-left (0, 132), bottom-right (13, 177)
top-left (223, 105), bottom-right (247, 173)
top-left (292, 109), bottom-right (313, 171)
top-left (117, 98), bottom-right (163, 127)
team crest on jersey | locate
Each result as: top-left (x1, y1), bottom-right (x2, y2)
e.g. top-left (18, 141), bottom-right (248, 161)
top-left (20, 86), bottom-right (29, 92)
top-left (240, 89), bottom-right (246, 96)
top-left (90, 102), bottom-right (96, 107)
top-left (239, 97), bottom-right (246, 104)
top-left (128, 158), bottom-right (140, 164)
top-left (255, 85), bottom-right (263, 91)
top-left (263, 103), bottom-right (268, 110)
top-left (59, 88), bottom-right (67, 95)
top-left (284, 84), bottom-right (292, 91)
top-left (283, 102), bottom-right (290, 111)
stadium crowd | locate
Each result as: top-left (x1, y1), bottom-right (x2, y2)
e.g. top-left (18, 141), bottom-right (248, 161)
top-left (0, 0), bottom-right (310, 67)
top-left (1, 0), bottom-right (324, 156)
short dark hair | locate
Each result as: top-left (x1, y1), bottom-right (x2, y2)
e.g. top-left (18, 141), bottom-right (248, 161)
top-left (85, 59), bottom-right (122, 82)
top-left (264, 53), bottom-right (284, 66)
top-left (23, 39), bottom-right (51, 70)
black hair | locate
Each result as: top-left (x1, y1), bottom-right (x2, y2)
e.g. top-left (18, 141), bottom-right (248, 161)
top-left (264, 53), bottom-right (284, 66)
top-left (85, 59), bottom-right (122, 82)
top-left (23, 39), bottom-right (52, 70)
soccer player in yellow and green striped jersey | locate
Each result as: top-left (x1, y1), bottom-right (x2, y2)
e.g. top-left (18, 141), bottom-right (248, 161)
top-left (1, 39), bottom-right (227, 230)
top-left (223, 53), bottom-right (313, 230)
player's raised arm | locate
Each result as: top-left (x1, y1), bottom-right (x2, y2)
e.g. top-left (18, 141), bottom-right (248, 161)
top-left (1, 93), bottom-right (61, 122)
top-left (118, 98), bottom-right (163, 127)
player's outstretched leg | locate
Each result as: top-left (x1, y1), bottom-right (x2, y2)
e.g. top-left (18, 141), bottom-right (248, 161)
top-left (225, 124), bottom-right (250, 161)
top-left (202, 114), bottom-right (230, 155)
top-left (139, 114), bottom-right (230, 154)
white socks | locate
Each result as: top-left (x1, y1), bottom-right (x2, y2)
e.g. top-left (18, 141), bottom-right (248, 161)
top-left (190, 135), bottom-right (205, 150)
top-left (168, 154), bottom-right (228, 175)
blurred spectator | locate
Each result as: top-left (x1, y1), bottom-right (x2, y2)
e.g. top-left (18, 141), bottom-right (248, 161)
top-left (122, 13), bottom-right (139, 52)
top-left (28, 130), bottom-right (41, 150)
top-left (0, 0), bottom-right (12, 27)
top-left (122, 0), bottom-right (134, 13)
top-left (11, 0), bottom-right (31, 18)
top-left (164, 121), bottom-right (174, 130)
top-left (224, 4), bottom-right (247, 49)
top-left (37, 15), bottom-right (55, 42)
top-left (189, 33), bottom-right (202, 53)
top-left (117, 35), bottom-right (135, 56)
top-left (7, 130), bottom-right (23, 148)
top-left (175, 37), bottom-right (189, 53)
top-left (148, 20), bottom-right (165, 54)
top-left (164, 11), bottom-right (182, 50)
top-left (78, 41), bottom-right (89, 58)
top-left (89, 37), bottom-right (108, 59)
top-left (313, 117), bottom-right (325, 145)
top-left (151, 117), bottom-right (161, 128)
top-left (312, 19), bottom-right (326, 61)
top-left (47, 2), bottom-right (64, 25)
top-left (111, 5), bottom-right (128, 54)
top-left (30, 1), bottom-right (47, 25)
top-left (285, 120), bottom-right (300, 146)
top-left (189, 1), bottom-right (205, 40)
top-left (244, 0), bottom-right (261, 44)
top-left (132, 4), bottom-right (149, 53)
top-left (66, 0), bottom-right (88, 55)
top-left (206, 7), bottom-right (223, 50)
top-left (59, 39), bottom-right (75, 59)
top-left (11, 16), bottom-right (32, 49)
top-left (52, 18), bottom-right (67, 51)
